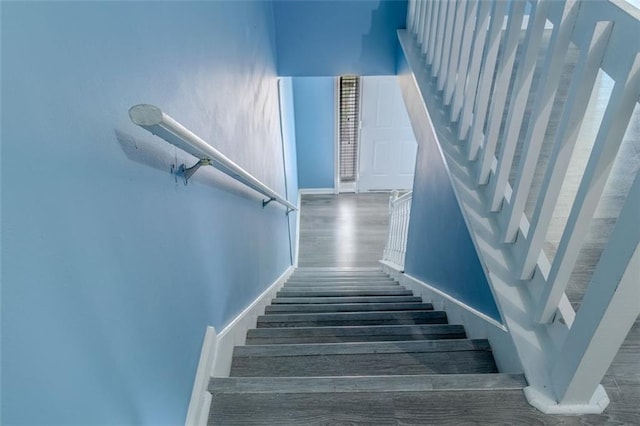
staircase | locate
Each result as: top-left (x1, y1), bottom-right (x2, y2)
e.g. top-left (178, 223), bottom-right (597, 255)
top-left (207, 268), bottom-right (526, 424)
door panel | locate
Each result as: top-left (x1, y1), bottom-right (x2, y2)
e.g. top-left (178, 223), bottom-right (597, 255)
top-left (359, 77), bottom-right (417, 191)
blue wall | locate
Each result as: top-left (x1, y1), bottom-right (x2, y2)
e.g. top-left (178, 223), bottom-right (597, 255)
top-left (1, 2), bottom-right (295, 424)
top-left (274, 0), bottom-right (408, 76)
top-left (293, 77), bottom-right (336, 189)
top-left (278, 77), bottom-right (299, 260)
top-left (398, 55), bottom-right (502, 323)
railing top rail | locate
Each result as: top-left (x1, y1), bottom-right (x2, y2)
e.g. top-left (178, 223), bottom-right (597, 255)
top-left (610, 0), bottom-right (640, 21)
top-left (129, 104), bottom-right (297, 211)
top-left (391, 191), bottom-right (413, 206)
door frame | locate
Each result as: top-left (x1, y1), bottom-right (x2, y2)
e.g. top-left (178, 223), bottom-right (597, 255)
top-left (334, 76), bottom-right (363, 193)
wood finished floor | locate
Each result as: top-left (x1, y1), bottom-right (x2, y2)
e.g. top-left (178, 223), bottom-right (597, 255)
top-left (298, 193), bottom-right (390, 268)
top-left (297, 193), bottom-right (639, 424)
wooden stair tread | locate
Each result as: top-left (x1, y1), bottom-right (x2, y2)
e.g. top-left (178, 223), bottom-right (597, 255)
top-left (277, 289), bottom-right (414, 297)
top-left (231, 351), bottom-right (498, 376)
top-left (210, 373), bottom-right (526, 394)
top-left (208, 269), bottom-right (517, 425)
top-left (233, 339), bottom-right (491, 357)
top-left (246, 324), bottom-right (467, 344)
top-left (265, 302), bottom-right (434, 313)
top-left (209, 389), bottom-right (540, 425)
top-left (283, 282), bottom-right (399, 287)
top-left (256, 310), bottom-right (447, 328)
top-left (272, 296), bottom-right (423, 304)
top-left (280, 285), bottom-right (404, 292)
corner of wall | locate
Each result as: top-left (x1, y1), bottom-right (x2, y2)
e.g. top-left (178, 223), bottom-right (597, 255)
top-left (184, 265), bottom-right (294, 425)
top-left (380, 262), bottom-right (523, 375)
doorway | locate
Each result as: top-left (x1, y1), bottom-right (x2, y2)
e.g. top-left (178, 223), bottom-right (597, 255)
top-left (335, 75), bottom-right (418, 193)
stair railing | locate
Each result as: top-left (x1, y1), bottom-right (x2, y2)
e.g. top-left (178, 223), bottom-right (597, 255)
top-left (382, 191), bottom-right (412, 271)
top-left (129, 104), bottom-right (297, 212)
top-left (403, 0), bottom-right (639, 414)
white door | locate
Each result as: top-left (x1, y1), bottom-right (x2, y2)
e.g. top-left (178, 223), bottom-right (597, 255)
top-left (358, 76), bottom-right (417, 192)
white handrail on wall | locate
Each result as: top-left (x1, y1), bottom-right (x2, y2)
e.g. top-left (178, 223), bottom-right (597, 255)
top-left (403, 0), bottom-right (639, 415)
top-left (129, 104), bottom-right (297, 211)
top-left (382, 191), bottom-right (412, 270)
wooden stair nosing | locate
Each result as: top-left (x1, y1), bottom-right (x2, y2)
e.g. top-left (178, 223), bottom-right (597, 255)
top-left (277, 289), bottom-right (414, 297)
top-left (271, 296), bottom-right (423, 304)
top-left (264, 302), bottom-right (434, 313)
top-left (281, 285), bottom-right (405, 292)
top-left (286, 276), bottom-right (394, 281)
top-left (233, 339), bottom-right (491, 357)
top-left (209, 374), bottom-right (527, 394)
top-left (246, 324), bottom-right (466, 339)
top-left (256, 310), bottom-right (447, 326)
top-left (283, 282), bottom-right (399, 288)
top-left (292, 269), bottom-right (385, 274)
top-left (231, 352), bottom-right (499, 376)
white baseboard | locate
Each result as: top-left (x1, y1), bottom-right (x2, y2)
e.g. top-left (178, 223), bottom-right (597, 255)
top-left (380, 262), bottom-right (524, 374)
top-left (185, 326), bottom-right (217, 426)
top-left (294, 191), bottom-right (301, 267)
top-left (299, 188), bottom-right (335, 195)
top-left (185, 265), bottom-right (295, 426)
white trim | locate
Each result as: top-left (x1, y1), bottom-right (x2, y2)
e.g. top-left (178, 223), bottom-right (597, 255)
top-left (298, 188), bottom-right (335, 195)
top-left (381, 262), bottom-right (507, 331)
top-left (212, 265), bottom-right (295, 377)
top-left (185, 326), bottom-right (217, 426)
top-left (333, 76), bottom-right (341, 194)
top-left (184, 266), bottom-right (295, 426)
top-left (294, 191), bottom-right (301, 267)
top-left (379, 259), bottom-right (405, 273)
top-left (380, 262), bottom-right (523, 374)
top-left (404, 272), bottom-right (507, 331)
top-left (524, 385), bottom-right (610, 414)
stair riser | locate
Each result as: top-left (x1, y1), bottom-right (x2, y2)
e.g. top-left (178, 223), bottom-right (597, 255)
top-left (230, 351), bottom-right (498, 377)
top-left (246, 334), bottom-right (468, 344)
top-left (286, 281), bottom-right (396, 286)
top-left (209, 374), bottom-right (528, 394)
top-left (257, 318), bottom-right (449, 328)
top-left (257, 311), bottom-right (447, 328)
top-left (265, 303), bottom-right (434, 314)
top-left (292, 272), bottom-right (387, 277)
top-left (272, 296), bottom-right (423, 304)
top-left (289, 277), bottom-right (390, 281)
top-left (209, 391), bottom-right (531, 424)
top-left (284, 282), bottom-right (398, 287)
top-left (281, 286), bottom-right (404, 292)
top-left (277, 290), bottom-right (413, 297)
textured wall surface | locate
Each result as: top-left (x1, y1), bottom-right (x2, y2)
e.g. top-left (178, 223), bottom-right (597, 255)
top-left (293, 77), bottom-right (336, 189)
top-left (397, 53), bottom-right (502, 323)
top-left (274, 0), bottom-right (408, 76)
top-left (1, 2), bottom-right (295, 424)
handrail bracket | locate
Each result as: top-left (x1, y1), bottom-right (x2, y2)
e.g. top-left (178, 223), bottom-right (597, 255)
top-left (176, 158), bottom-right (212, 185)
top-left (262, 197), bottom-right (276, 208)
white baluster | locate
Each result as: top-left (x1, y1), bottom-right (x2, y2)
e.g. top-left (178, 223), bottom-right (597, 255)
top-left (413, 0), bottom-right (425, 44)
top-left (458, 0), bottom-right (492, 141)
top-left (467, 0), bottom-right (508, 162)
top-left (550, 170), bottom-right (640, 404)
top-left (444, 0), bottom-right (468, 105)
top-left (502, 0), bottom-right (580, 244)
top-left (476, 0), bottom-right (527, 182)
top-left (537, 53), bottom-right (640, 323)
top-left (520, 21), bottom-right (613, 280)
top-left (437, 0), bottom-right (457, 91)
top-left (422, 1), bottom-right (434, 56)
top-left (427, 0), bottom-right (440, 65)
top-left (450, 0), bottom-right (479, 122)
top-left (407, 0), bottom-right (417, 36)
top-left (433, 0), bottom-right (449, 79)
top-left (489, 0), bottom-right (551, 211)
